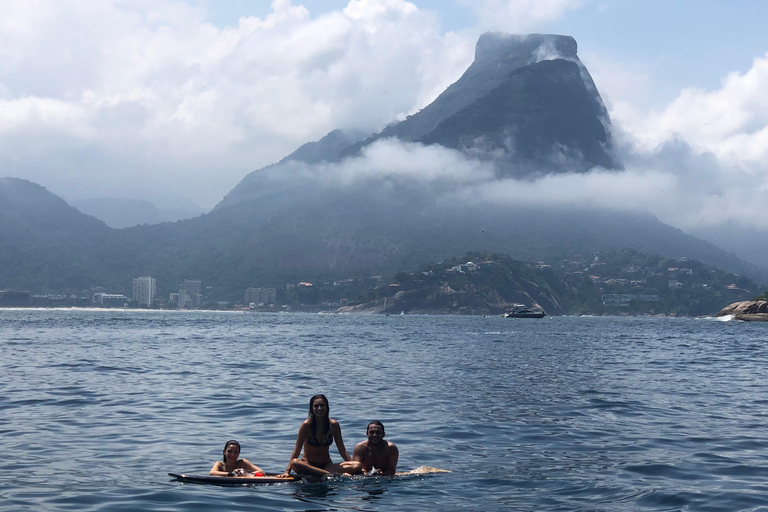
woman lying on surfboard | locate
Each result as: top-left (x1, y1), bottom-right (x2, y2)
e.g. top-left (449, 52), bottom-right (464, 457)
top-left (278, 394), bottom-right (363, 478)
top-left (209, 439), bottom-right (265, 477)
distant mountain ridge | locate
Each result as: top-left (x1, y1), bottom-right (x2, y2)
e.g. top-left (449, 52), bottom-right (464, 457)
top-left (338, 33), bottom-right (618, 169)
top-left (218, 33), bottom-right (620, 210)
top-left (1, 33), bottom-right (767, 300)
top-left (0, 178), bottom-right (121, 291)
top-left (72, 197), bottom-right (206, 229)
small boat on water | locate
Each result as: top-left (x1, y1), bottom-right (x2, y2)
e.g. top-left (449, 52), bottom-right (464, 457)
top-left (502, 304), bottom-right (546, 318)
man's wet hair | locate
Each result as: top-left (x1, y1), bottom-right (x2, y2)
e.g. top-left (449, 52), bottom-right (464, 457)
top-left (367, 420), bottom-right (385, 435)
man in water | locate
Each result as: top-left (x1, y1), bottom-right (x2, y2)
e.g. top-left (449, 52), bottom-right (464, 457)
top-left (352, 420), bottom-right (399, 476)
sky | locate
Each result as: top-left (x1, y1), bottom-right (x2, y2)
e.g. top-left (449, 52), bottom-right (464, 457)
top-left (1, 0), bottom-right (768, 238)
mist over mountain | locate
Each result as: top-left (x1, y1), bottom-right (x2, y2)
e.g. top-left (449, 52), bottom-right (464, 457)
top-left (688, 223), bottom-right (768, 271)
top-left (1, 33), bottom-right (767, 300)
top-left (72, 197), bottom-right (207, 229)
top-left (219, 33), bottom-right (621, 210)
top-left (202, 32), bottom-right (764, 290)
top-left (347, 33), bottom-right (619, 172)
top-left (0, 178), bottom-right (123, 292)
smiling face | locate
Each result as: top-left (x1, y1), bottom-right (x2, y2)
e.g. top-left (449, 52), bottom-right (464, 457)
top-left (223, 442), bottom-right (240, 463)
top-left (366, 424), bottom-right (384, 445)
top-left (311, 397), bottom-right (328, 418)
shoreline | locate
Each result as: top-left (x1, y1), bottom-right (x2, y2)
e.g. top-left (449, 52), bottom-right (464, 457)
top-left (0, 306), bottom-right (739, 319)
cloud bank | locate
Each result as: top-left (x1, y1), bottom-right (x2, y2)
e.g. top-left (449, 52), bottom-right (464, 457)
top-left (0, 0), bottom-right (474, 207)
top-left (0, 0), bottom-right (767, 244)
top-left (249, 42), bottom-right (768, 238)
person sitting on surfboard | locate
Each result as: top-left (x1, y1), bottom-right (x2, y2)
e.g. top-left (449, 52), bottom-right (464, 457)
top-left (352, 420), bottom-right (399, 476)
top-left (209, 439), bottom-right (265, 477)
top-left (278, 394), bottom-right (363, 478)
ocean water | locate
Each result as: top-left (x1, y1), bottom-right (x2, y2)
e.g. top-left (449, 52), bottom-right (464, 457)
top-left (1, 309), bottom-right (768, 511)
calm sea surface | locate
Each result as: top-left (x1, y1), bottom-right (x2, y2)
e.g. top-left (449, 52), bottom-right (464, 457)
top-left (2, 310), bottom-right (768, 511)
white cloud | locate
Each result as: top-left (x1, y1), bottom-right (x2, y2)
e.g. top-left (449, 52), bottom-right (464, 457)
top-left (584, 45), bottom-right (768, 233)
top-left (0, 97), bottom-right (91, 137)
top-left (274, 138), bottom-right (496, 186)
top-left (2, 0), bottom-right (767, 243)
top-left (627, 52), bottom-right (768, 163)
top-left (0, 0), bottom-right (474, 207)
top-left (457, 0), bottom-right (582, 32)
top-left (271, 134), bottom-right (768, 239)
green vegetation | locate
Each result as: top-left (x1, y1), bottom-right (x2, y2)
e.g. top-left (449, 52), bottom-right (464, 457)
top-left (343, 249), bottom-right (758, 316)
top-left (2, 247), bottom-right (755, 316)
top-left (4, 177), bottom-right (767, 309)
top-left (563, 248), bottom-right (756, 316)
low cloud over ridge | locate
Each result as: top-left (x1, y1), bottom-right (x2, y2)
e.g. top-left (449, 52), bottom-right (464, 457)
top-left (0, 0), bottom-right (767, 243)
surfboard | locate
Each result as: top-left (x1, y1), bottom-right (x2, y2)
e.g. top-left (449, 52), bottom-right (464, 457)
top-left (169, 467), bottom-right (448, 486)
top-left (168, 473), bottom-right (299, 486)
top-left (397, 466), bottom-right (451, 476)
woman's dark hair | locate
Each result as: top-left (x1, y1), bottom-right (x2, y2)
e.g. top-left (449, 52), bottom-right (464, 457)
top-left (308, 394), bottom-right (331, 438)
top-left (222, 439), bottom-right (241, 463)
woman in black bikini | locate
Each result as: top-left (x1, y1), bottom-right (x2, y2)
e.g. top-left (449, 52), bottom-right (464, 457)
top-left (279, 394), bottom-right (363, 478)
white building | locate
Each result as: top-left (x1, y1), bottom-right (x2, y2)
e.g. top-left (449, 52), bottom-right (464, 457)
top-left (179, 279), bottom-right (202, 308)
top-left (181, 279), bottom-right (202, 296)
top-left (133, 276), bottom-right (156, 307)
top-left (244, 287), bottom-right (276, 306)
top-left (93, 293), bottom-right (128, 308)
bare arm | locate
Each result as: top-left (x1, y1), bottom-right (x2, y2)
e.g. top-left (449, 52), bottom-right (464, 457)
top-left (331, 420), bottom-right (352, 461)
top-left (280, 421), bottom-right (309, 477)
top-left (352, 441), bottom-right (370, 471)
top-left (209, 461), bottom-right (228, 476)
top-left (239, 458), bottom-right (264, 475)
top-left (382, 444), bottom-right (399, 476)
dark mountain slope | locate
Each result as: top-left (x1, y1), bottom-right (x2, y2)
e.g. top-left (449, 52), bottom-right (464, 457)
top-left (114, 181), bottom-right (768, 298)
top-left (342, 33), bottom-right (617, 171)
top-left (421, 58), bottom-right (615, 174)
top-left (0, 178), bottom-right (123, 292)
top-left (2, 31), bottom-right (767, 298)
top-left (2, 173), bottom-right (766, 299)
top-left (218, 32), bottom-right (620, 210)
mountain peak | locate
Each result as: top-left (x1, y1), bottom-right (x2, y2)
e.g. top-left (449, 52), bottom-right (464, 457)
top-left (219, 32), bottom-right (622, 211)
top-left (474, 32), bottom-right (577, 64)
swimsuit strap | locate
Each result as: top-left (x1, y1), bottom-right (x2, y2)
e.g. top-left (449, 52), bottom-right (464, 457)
top-left (308, 422), bottom-right (333, 447)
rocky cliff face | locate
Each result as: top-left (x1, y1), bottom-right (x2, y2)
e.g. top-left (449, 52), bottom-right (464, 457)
top-left (218, 32), bottom-right (620, 209)
top-left (343, 33), bottom-right (619, 174)
top-left (716, 301), bottom-right (768, 321)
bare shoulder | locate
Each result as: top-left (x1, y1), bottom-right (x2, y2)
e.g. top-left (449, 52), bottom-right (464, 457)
top-left (387, 441), bottom-right (399, 452)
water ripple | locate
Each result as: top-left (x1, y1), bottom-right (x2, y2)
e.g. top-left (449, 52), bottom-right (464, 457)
top-left (2, 312), bottom-right (768, 510)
